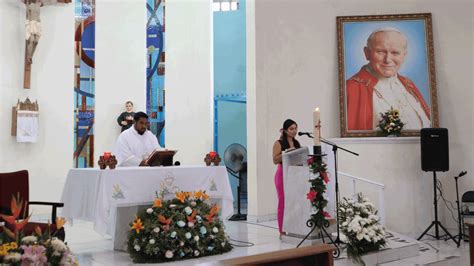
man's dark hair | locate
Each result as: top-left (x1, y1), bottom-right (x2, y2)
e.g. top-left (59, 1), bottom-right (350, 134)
top-left (133, 111), bottom-right (148, 122)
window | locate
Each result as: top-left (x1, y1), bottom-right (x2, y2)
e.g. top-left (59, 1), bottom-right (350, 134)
top-left (213, 0), bottom-right (239, 12)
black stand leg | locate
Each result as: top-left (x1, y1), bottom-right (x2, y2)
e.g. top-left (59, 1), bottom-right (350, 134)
top-left (448, 176), bottom-right (464, 247)
top-left (296, 221), bottom-right (341, 258)
top-left (229, 174), bottom-right (247, 221)
top-left (332, 145), bottom-right (343, 244)
top-left (418, 172), bottom-right (459, 246)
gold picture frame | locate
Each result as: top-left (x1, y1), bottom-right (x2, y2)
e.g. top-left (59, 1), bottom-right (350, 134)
top-left (337, 13), bottom-right (439, 137)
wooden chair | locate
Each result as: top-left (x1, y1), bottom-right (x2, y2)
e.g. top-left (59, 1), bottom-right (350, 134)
top-left (0, 170), bottom-right (65, 240)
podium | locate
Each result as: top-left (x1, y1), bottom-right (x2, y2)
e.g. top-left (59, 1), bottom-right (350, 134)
top-left (281, 146), bottom-right (336, 245)
top-left (282, 148), bottom-right (316, 238)
top-left (147, 150), bottom-right (177, 166)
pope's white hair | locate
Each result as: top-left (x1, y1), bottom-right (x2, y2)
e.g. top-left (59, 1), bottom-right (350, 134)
top-left (366, 27), bottom-right (408, 50)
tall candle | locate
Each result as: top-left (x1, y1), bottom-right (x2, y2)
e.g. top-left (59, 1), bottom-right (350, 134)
top-left (313, 107), bottom-right (321, 146)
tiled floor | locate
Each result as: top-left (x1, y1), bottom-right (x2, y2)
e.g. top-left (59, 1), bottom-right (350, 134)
top-left (66, 220), bottom-right (468, 265)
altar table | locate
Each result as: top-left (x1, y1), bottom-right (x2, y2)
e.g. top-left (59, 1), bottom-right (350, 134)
top-left (60, 166), bottom-right (234, 235)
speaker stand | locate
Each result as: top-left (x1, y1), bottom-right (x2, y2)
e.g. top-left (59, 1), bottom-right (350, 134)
top-left (417, 171), bottom-right (459, 246)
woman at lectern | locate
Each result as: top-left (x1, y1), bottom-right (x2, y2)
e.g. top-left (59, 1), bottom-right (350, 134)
top-left (272, 119), bottom-right (301, 235)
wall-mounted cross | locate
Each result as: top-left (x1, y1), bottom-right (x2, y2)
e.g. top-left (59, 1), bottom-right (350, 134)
top-left (22, 0), bottom-right (72, 89)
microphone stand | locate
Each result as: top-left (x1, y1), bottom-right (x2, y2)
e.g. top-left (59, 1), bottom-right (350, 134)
top-left (455, 174), bottom-right (462, 247)
top-left (453, 172), bottom-right (467, 247)
top-left (298, 133), bottom-right (359, 244)
top-left (320, 137), bottom-right (359, 244)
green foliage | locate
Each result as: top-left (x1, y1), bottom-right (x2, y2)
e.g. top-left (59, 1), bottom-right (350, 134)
top-left (307, 156), bottom-right (331, 227)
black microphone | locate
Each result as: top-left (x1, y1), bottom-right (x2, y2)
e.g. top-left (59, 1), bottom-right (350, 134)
top-left (459, 171), bottom-right (467, 177)
top-left (298, 132), bottom-right (313, 137)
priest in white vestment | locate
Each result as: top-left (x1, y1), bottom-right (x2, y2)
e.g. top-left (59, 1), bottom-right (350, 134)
top-left (114, 111), bottom-right (162, 167)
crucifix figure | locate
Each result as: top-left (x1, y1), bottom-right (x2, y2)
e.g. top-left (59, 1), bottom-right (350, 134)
top-left (22, 0), bottom-right (71, 89)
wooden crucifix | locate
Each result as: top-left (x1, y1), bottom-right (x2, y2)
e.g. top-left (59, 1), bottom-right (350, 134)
top-left (22, 0), bottom-right (72, 89)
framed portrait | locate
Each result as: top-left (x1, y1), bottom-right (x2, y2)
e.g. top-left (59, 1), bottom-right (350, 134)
top-left (337, 13), bottom-right (439, 137)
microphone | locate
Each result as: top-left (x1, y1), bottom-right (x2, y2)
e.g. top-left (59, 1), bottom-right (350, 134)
top-left (459, 171), bottom-right (467, 177)
top-left (298, 132), bottom-right (313, 137)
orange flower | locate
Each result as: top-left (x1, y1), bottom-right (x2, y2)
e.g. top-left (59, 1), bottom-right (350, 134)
top-left (210, 205), bottom-right (220, 216)
top-left (187, 210), bottom-right (197, 223)
top-left (10, 195), bottom-right (23, 218)
top-left (194, 190), bottom-right (203, 199)
top-left (158, 214), bottom-right (172, 225)
top-left (175, 192), bottom-right (186, 203)
top-left (205, 204), bottom-right (220, 222)
top-left (15, 217), bottom-right (30, 232)
top-left (204, 213), bottom-right (214, 222)
top-left (131, 217), bottom-right (144, 233)
top-left (55, 217), bottom-right (66, 230)
top-left (153, 198), bottom-right (162, 208)
top-left (202, 192), bottom-right (210, 200)
top-left (0, 214), bottom-right (16, 225)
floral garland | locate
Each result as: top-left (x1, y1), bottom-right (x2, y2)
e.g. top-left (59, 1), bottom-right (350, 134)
top-left (0, 196), bottom-right (76, 265)
top-left (338, 193), bottom-right (386, 265)
top-left (127, 190), bottom-right (232, 263)
top-left (306, 156), bottom-right (331, 227)
top-left (378, 107), bottom-right (404, 136)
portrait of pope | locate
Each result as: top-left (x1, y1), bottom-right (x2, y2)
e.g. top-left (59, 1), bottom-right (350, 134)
top-left (338, 15), bottom-right (438, 136)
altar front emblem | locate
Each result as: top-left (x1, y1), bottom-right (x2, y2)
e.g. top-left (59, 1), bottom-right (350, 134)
top-left (112, 184), bottom-right (125, 200)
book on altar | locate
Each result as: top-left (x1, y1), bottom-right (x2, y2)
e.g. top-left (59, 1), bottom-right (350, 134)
top-left (145, 149), bottom-right (177, 167)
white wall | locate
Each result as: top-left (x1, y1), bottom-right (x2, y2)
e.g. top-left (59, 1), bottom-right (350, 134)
top-left (247, 0), bottom-right (473, 235)
top-left (95, 0), bottom-right (147, 159)
top-left (166, 0), bottom-right (214, 165)
top-left (0, 0), bottom-right (74, 207)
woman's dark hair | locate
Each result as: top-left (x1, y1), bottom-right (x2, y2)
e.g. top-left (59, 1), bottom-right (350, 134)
top-left (125, 101), bottom-right (133, 106)
top-left (279, 119), bottom-right (301, 151)
top-left (133, 111), bottom-right (148, 122)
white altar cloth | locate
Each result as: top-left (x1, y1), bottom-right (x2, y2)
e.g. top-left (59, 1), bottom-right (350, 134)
top-left (60, 166), bottom-right (234, 235)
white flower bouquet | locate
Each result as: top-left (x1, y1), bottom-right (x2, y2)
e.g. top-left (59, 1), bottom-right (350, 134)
top-left (338, 193), bottom-right (386, 265)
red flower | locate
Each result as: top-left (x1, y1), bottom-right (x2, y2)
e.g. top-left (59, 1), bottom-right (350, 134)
top-left (307, 157), bottom-right (314, 165)
top-left (322, 211), bottom-right (331, 218)
top-left (306, 190), bottom-right (317, 201)
top-left (321, 171), bottom-right (329, 184)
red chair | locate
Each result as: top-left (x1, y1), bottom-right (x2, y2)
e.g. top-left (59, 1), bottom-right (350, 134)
top-left (0, 170), bottom-right (65, 240)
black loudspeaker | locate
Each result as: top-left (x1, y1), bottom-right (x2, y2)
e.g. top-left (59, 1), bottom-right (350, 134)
top-left (421, 128), bottom-right (449, 172)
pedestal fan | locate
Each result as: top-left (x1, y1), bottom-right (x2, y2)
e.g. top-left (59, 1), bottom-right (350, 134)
top-left (224, 143), bottom-right (247, 221)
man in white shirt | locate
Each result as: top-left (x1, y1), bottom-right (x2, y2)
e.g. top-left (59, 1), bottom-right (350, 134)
top-left (114, 112), bottom-right (161, 167)
top-left (346, 28), bottom-right (431, 131)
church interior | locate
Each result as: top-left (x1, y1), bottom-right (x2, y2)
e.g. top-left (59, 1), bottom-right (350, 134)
top-left (0, 0), bottom-right (473, 265)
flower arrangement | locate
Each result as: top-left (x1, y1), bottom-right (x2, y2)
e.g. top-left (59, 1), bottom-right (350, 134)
top-left (378, 107), bottom-right (404, 136)
top-left (338, 193), bottom-right (386, 265)
top-left (127, 190), bottom-right (232, 263)
top-left (0, 195), bottom-right (76, 265)
top-left (306, 156), bottom-right (331, 227)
